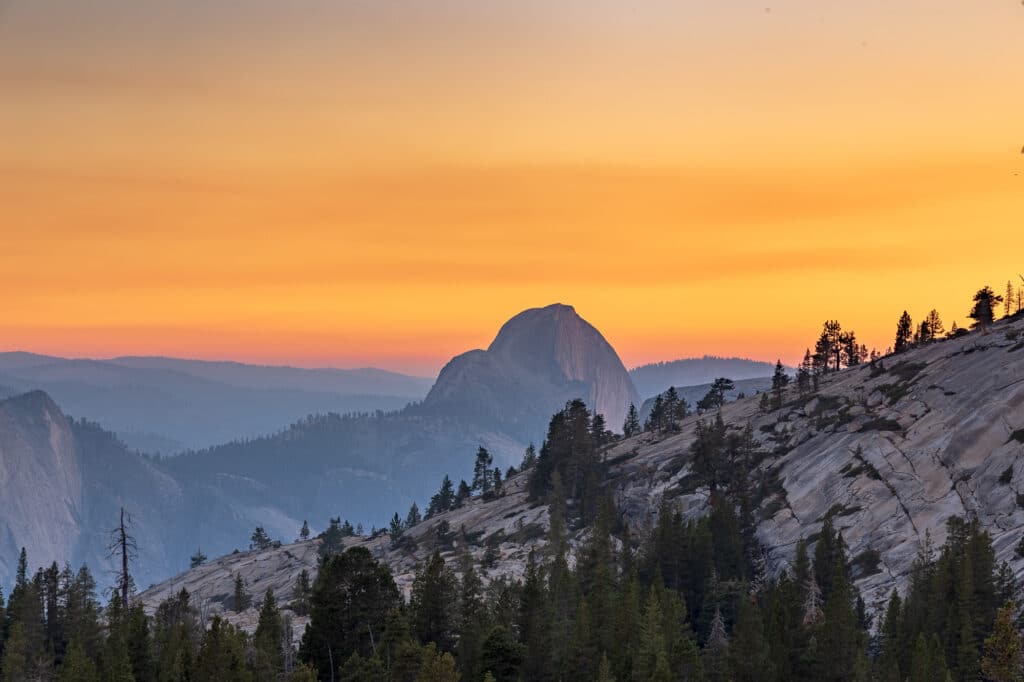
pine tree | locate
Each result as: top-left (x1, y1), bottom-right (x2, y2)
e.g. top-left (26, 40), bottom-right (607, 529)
top-left (635, 587), bottom-right (671, 682)
top-left (801, 575), bottom-right (823, 627)
top-left (590, 412), bottom-right (610, 445)
top-left (250, 526), bottom-right (273, 551)
top-left (1, 622), bottom-right (29, 682)
top-left (981, 602), bottom-right (1024, 682)
top-left (797, 349), bottom-right (813, 396)
top-left (623, 404), bottom-right (641, 437)
top-left (299, 547), bottom-right (401, 674)
top-left (405, 502), bottom-right (421, 529)
top-left (389, 512), bottom-right (404, 542)
top-left (520, 443), bottom-right (538, 470)
top-left (428, 476), bottom-right (456, 517)
top-left (970, 285), bottom-right (1003, 333)
top-left (877, 589), bottom-right (903, 682)
top-left (730, 598), bottom-right (773, 682)
top-left (299, 520), bottom-right (310, 541)
top-left (895, 311), bottom-right (914, 353)
top-left (704, 606), bottom-right (730, 682)
top-left (924, 309), bottom-right (944, 341)
top-left (455, 564), bottom-right (487, 682)
top-left (232, 574), bottom-right (251, 612)
top-left (193, 616), bottom-right (250, 681)
top-left (254, 589), bottom-right (284, 678)
top-left (1007, 281), bottom-right (1015, 318)
top-left (318, 517), bottom-right (345, 558)
top-left (190, 549), bottom-right (208, 568)
top-left (771, 360), bottom-right (789, 410)
top-left (292, 569), bottom-right (312, 616)
top-left (909, 633), bottom-right (948, 682)
top-left (59, 639), bottom-right (99, 682)
top-left (418, 643), bottom-right (460, 682)
top-left (455, 480), bottom-right (472, 508)
top-left (472, 446), bottom-right (494, 495)
top-left (480, 625), bottom-right (523, 681)
top-left (409, 550), bottom-right (457, 651)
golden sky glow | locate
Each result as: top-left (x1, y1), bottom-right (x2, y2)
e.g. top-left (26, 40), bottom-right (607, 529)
top-left (2, 1), bottom-right (1023, 374)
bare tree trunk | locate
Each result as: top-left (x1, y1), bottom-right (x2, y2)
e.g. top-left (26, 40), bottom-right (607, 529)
top-left (120, 507), bottom-right (130, 605)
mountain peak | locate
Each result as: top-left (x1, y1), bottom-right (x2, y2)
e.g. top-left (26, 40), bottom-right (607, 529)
top-left (424, 305), bottom-right (639, 437)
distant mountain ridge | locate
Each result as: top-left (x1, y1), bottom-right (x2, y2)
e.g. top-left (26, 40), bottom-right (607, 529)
top-left (0, 352), bottom-right (433, 454)
top-left (0, 304), bottom-right (639, 587)
top-left (143, 314), bottom-right (1024, 640)
top-left (630, 355), bottom-right (782, 398)
top-left (638, 376), bottom-right (773, 422)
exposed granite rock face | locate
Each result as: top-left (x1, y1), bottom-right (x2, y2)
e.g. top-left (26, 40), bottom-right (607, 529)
top-left (0, 391), bottom-right (82, 580)
top-left (0, 390), bottom-right (199, 590)
top-left (424, 304), bottom-right (639, 441)
top-left (608, 316), bottom-right (1024, 616)
top-left (142, 316), bottom-right (1024, 636)
top-left (141, 474), bottom-right (549, 646)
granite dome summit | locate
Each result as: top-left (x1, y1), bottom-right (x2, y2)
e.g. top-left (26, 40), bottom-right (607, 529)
top-left (424, 304), bottom-right (639, 439)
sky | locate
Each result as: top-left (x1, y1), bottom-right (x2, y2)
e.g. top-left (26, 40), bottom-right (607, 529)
top-left (2, 1), bottom-right (1022, 376)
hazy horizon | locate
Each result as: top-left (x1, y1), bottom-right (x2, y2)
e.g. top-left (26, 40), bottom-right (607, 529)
top-left (3, 0), bottom-right (1022, 374)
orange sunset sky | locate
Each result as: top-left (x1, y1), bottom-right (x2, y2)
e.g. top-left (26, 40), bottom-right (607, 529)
top-left (2, 1), bottom-right (1022, 376)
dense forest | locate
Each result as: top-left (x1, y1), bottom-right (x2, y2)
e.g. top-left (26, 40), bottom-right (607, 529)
top-left (3, 282), bottom-right (1023, 681)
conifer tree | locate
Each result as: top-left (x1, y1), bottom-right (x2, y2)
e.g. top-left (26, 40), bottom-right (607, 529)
top-left (232, 574), bottom-right (251, 612)
top-left (249, 526), bottom-right (272, 551)
top-left (299, 520), bottom-right (310, 541)
top-left (428, 476), bottom-right (456, 517)
top-left (771, 360), bottom-right (789, 410)
top-left (622, 404), bottom-right (641, 437)
top-left (1, 623), bottom-right (28, 682)
top-left (895, 311), bottom-right (914, 353)
top-left (193, 616), bottom-right (250, 681)
top-left (480, 625), bottom-right (523, 681)
top-left (924, 309), bottom-right (944, 341)
top-left (520, 443), bottom-right (538, 470)
top-left (472, 446), bottom-right (494, 495)
top-left (730, 598), bottom-right (773, 682)
top-left (491, 467), bottom-right (503, 497)
top-left (418, 643), bottom-right (460, 682)
top-left (590, 412), bottom-right (610, 445)
top-left (704, 606), bottom-right (730, 682)
top-left (190, 549), bottom-right (208, 569)
top-left (409, 551), bottom-right (457, 651)
top-left (318, 517), bottom-right (345, 558)
top-left (877, 590), bottom-right (903, 682)
top-left (59, 639), bottom-right (99, 682)
top-left (981, 602), bottom-right (1024, 682)
top-left (970, 285), bottom-right (1003, 333)
top-left (634, 587), bottom-right (671, 682)
top-left (455, 563), bottom-right (487, 681)
top-left (389, 512), bottom-right (404, 542)
top-left (796, 349), bottom-right (813, 396)
top-left (254, 589), bottom-right (284, 677)
top-left (454, 480), bottom-right (472, 508)
top-left (405, 502), bottom-right (422, 528)
top-left (299, 547), bottom-right (400, 675)
top-left (908, 634), bottom-right (948, 682)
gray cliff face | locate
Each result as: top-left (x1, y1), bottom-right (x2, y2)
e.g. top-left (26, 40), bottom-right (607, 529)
top-left (607, 315), bottom-right (1024, 614)
top-left (143, 316), bottom-right (1024, 635)
top-left (0, 391), bottom-right (83, 580)
top-left (424, 304), bottom-right (640, 439)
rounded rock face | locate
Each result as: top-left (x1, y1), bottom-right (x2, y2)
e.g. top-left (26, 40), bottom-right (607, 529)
top-left (0, 391), bottom-right (82, 581)
top-left (424, 304), bottom-right (639, 438)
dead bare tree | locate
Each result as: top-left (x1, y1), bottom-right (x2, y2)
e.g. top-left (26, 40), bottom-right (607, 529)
top-left (107, 506), bottom-right (138, 605)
